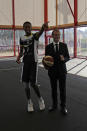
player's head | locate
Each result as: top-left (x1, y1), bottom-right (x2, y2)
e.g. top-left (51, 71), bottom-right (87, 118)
top-left (52, 28), bottom-right (60, 43)
top-left (23, 21), bottom-right (32, 35)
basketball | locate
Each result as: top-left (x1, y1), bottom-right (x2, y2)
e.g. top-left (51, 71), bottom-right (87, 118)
top-left (42, 56), bottom-right (54, 69)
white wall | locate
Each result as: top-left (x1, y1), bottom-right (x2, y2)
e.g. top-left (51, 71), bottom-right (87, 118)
top-left (78, 0), bottom-right (87, 22)
top-left (57, 0), bottom-right (74, 25)
top-left (15, 0), bottom-right (44, 26)
top-left (0, 0), bottom-right (87, 27)
top-left (0, 0), bottom-right (12, 25)
top-left (48, 0), bottom-right (56, 26)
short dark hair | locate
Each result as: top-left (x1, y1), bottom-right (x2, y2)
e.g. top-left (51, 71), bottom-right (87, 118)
top-left (23, 21), bottom-right (32, 28)
top-left (52, 28), bottom-right (60, 36)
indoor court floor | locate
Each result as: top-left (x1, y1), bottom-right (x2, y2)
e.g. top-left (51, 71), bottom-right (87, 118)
top-left (0, 57), bottom-right (87, 131)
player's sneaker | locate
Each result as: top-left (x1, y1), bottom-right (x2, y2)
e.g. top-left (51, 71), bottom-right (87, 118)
top-left (27, 99), bottom-right (34, 112)
top-left (39, 97), bottom-right (45, 111)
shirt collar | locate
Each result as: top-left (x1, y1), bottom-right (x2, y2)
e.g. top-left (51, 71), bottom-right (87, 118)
top-left (53, 41), bottom-right (59, 46)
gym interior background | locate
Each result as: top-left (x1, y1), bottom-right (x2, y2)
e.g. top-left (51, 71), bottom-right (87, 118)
top-left (0, 1), bottom-right (87, 131)
top-left (0, 0), bottom-right (87, 59)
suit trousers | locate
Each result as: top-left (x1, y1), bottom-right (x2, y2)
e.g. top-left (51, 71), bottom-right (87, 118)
top-left (49, 74), bottom-right (66, 108)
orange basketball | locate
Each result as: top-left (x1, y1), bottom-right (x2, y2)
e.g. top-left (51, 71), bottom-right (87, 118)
top-left (42, 56), bottom-right (54, 69)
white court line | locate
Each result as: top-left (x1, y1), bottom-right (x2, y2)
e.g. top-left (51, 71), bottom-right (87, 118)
top-left (0, 67), bottom-right (19, 71)
top-left (77, 66), bottom-right (87, 77)
top-left (0, 57), bottom-right (16, 61)
top-left (68, 60), bottom-right (87, 74)
top-left (66, 58), bottom-right (84, 70)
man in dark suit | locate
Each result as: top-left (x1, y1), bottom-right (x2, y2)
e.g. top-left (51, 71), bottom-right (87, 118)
top-left (45, 28), bottom-right (70, 115)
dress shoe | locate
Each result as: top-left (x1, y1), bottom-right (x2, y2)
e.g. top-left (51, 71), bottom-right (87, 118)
top-left (60, 107), bottom-right (68, 115)
top-left (49, 106), bottom-right (57, 112)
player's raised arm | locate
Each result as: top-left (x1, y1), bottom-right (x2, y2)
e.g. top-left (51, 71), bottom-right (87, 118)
top-left (35, 21), bottom-right (49, 40)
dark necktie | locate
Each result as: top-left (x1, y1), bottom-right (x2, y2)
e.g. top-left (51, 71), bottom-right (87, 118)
top-left (55, 44), bottom-right (58, 53)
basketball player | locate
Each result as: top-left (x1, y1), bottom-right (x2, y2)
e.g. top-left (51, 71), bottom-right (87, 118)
top-left (16, 21), bottom-right (48, 112)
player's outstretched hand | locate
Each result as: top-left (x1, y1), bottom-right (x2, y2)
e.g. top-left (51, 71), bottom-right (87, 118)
top-left (16, 56), bottom-right (21, 64)
top-left (43, 21), bottom-right (49, 30)
top-left (16, 60), bottom-right (21, 64)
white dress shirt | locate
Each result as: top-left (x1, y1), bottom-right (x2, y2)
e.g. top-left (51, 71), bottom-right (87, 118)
top-left (53, 41), bottom-right (59, 52)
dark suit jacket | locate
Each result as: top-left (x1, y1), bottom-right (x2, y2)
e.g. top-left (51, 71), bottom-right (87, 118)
top-left (45, 42), bottom-right (70, 78)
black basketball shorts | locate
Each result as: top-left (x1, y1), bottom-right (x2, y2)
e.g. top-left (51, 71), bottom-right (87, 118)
top-left (21, 62), bottom-right (38, 83)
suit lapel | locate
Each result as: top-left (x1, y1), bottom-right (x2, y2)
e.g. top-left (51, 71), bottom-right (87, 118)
top-left (51, 43), bottom-right (55, 52)
top-left (59, 42), bottom-right (64, 54)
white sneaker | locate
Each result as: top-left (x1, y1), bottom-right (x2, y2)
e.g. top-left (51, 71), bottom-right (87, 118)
top-left (39, 97), bottom-right (45, 111)
top-left (28, 99), bottom-right (34, 112)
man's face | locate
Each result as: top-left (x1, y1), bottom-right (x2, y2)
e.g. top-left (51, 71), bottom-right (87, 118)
top-left (52, 30), bottom-right (60, 43)
top-left (24, 23), bottom-right (32, 35)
